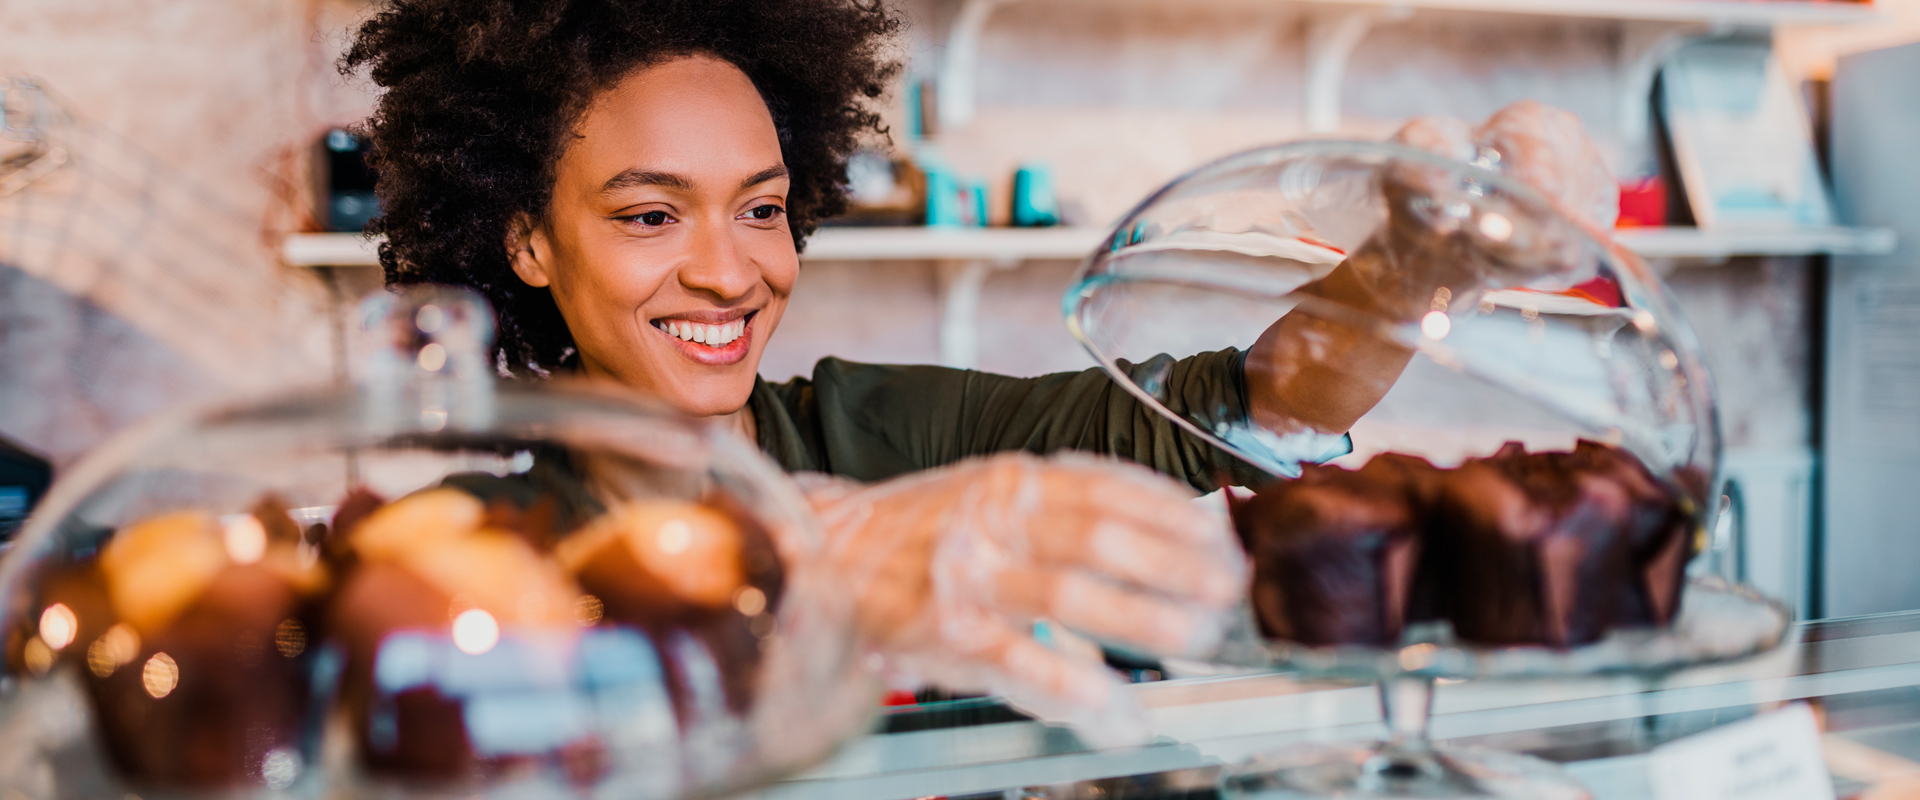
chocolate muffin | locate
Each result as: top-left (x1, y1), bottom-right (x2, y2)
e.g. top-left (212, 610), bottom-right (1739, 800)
top-left (325, 488), bottom-right (587, 782)
top-left (1549, 441), bottom-right (1696, 628)
top-left (1239, 440), bottom-right (1699, 650)
top-left (67, 498), bottom-right (327, 789)
top-left (1231, 456), bottom-right (1430, 647)
top-left (555, 494), bottom-right (784, 720)
top-left (1425, 455), bottom-right (1639, 647)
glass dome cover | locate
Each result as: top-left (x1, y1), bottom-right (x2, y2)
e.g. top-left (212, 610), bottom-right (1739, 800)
top-left (0, 288), bottom-right (874, 798)
top-left (1067, 137), bottom-right (1741, 800)
top-left (1067, 138), bottom-right (1718, 511)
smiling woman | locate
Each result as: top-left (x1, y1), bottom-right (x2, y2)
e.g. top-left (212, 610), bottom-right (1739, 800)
top-left (344, 0), bottom-right (897, 385)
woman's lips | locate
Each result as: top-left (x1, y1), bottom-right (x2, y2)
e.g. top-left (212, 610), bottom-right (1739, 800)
top-left (652, 311), bottom-right (755, 366)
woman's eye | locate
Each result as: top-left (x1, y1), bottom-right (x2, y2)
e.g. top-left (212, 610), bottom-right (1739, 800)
top-left (632, 211), bottom-right (671, 226)
top-left (746, 204), bottom-right (785, 221)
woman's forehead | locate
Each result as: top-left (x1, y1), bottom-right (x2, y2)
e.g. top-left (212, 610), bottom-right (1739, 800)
top-left (562, 55), bottom-right (784, 193)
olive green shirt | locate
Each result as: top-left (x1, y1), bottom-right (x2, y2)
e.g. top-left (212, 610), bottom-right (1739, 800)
top-left (746, 348), bottom-right (1273, 493)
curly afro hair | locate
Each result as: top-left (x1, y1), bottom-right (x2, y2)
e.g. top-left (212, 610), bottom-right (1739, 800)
top-left (342, 0), bottom-right (901, 377)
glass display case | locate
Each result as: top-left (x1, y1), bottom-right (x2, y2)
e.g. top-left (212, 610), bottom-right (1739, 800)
top-left (0, 288), bottom-right (876, 798)
top-left (754, 608), bottom-right (1912, 800)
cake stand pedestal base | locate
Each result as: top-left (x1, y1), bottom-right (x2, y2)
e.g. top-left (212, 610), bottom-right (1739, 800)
top-left (1221, 678), bottom-right (1589, 800)
top-left (1221, 743), bottom-right (1590, 800)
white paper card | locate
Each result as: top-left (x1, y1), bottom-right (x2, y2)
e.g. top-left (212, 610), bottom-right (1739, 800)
top-left (1647, 703), bottom-right (1835, 800)
top-left (1661, 39), bottom-right (1835, 229)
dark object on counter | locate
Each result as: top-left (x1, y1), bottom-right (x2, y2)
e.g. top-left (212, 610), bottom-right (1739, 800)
top-left (828, 149), bottom-right (924, 227)
top-left (1232, 440), bottom-right (1697, 650)
top-left (317, 129), bottom-right (378, 232)
top-left (0, 436), bottom-right (50, 542)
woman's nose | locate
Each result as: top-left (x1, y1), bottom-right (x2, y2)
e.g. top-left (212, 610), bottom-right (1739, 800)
top-left (677, 218), bottom-right (758, 300)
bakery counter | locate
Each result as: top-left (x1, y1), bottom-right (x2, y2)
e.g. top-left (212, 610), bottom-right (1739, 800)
top-left (746, 610), bottom-right (1920, 800)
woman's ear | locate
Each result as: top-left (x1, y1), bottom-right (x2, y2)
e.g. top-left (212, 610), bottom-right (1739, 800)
top-left (506, 213), bottom-right (553, 288)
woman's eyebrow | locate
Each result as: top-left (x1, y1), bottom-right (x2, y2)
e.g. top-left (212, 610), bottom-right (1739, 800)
top-left (599, 169), bottom-right (694, 195)
top-left (738, 165), bottom-right (788, 191)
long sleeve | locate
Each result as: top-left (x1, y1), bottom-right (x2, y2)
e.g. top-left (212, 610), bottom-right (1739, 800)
top-left (749, 349), bottom-right (1275, 493)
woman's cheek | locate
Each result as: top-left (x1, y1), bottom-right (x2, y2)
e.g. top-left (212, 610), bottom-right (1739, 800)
top-left (758, 240), bottom-right (801, 296)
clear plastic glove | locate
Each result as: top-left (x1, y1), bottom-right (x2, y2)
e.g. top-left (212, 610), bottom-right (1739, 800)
top-left (1353, 101), bottom-right (1618, 319)
top-left (799, 452), bottom-right (1246, 747)
top-left (1395, 100), bottom-right (1618, 232)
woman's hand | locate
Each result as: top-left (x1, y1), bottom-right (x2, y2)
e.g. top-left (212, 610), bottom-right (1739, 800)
top-left (1246, 101), bottom-right (1618, 436)
top-left (801, 452), bottom-right (1246, 745)
top-left (1394, 100), bottom-right (1618, 234)
top-left (1361, 100), bottom-right (1619, 318)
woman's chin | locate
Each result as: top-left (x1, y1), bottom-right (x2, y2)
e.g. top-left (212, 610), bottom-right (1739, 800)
top-left (657, 364), bottom-right (762, 420)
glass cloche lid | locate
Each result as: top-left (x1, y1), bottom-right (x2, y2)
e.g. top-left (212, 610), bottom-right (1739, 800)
top-left (1067, 139), bottom-right (1718, 505)
top-left (0, 287), bottom-right (874, 798)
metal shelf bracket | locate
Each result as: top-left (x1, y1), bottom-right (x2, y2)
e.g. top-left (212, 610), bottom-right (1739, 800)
top-left (935, 257), bottom-right (1021, 369)
top-left (1303, 5), bottom-right (1412, 133)
top-left (938, 0), bottom-right (1021, 131)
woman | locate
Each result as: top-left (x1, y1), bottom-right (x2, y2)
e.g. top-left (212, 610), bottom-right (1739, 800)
top-left (343, 0), bottom-right (1615, 736)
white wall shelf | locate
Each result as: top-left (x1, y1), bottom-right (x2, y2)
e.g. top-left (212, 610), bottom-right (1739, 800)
top-left (279, 227), bottom-right (1104, 267)
top-left (1615, 225), bottom-right (1897, 259)
top-left (284, 225), bottom-right (1897, 268)
top-left (286, 224), bottom-right (1892, 370)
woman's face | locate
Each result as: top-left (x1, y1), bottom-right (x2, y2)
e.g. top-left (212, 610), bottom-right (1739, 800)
top-left (510, 55), bottom-right (796, 417)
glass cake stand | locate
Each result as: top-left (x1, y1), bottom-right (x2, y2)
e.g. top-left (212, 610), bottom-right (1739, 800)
top-left (1212, 576), bottom-right (1791, 799)
top-left (1059, 139), bottom-right (1781, 799)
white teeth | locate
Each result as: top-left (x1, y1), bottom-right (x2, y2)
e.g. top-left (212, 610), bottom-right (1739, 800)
top-left (660, 318), bottom-right (747, 347)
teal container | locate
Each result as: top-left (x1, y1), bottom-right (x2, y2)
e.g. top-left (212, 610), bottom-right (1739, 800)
top-left (1011, 163), bottom-right (1059, 227)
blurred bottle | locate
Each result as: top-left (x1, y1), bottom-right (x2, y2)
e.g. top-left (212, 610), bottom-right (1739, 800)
top-left (924, 167), bottom-right (962, 228)
top-left (317, 129), bottom-right (378, 232)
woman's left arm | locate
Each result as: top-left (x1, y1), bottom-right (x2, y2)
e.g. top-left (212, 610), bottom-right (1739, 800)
top-left (791, 349), bottom-right (1272, 493)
